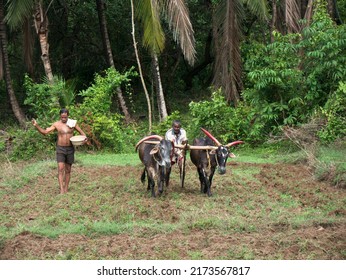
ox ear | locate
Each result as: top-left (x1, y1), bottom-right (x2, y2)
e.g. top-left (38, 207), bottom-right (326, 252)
top-left (150, 147), bottom-right (159, 155)
top-left (229, 152), bottom-right (236, 158)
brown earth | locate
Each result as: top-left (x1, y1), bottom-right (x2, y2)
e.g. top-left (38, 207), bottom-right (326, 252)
top-left (0, 160), bottom-right (345, 260)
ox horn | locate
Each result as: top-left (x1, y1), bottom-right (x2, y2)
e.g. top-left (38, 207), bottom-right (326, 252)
top-left (225, 140), bottom-right (244, 148)
top-left (135, 135), bottom-right (163, 151)
top-left (201, 128), bottom-right (222, 147)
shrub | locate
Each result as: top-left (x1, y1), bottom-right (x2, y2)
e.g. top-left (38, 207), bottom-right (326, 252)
top-left (318, 82), bottom-right (346, 143)
top-left (72, 67), bottom-right (137, 151)
top-left (243, 1), bottom-right (346, 139)
top-left (188, 90), bottom-right (264, 143)
top-left (6, 126), bottom-right (56, 161)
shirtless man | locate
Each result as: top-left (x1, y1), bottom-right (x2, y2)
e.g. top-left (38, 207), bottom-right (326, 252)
top-left (32, 108), bottom-right (87, 194)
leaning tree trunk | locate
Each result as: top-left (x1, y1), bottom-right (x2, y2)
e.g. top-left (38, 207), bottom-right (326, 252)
top-left (34, 2), bottom-right (53, 83)
top-left (0, 0), bottom-right (26, 128)
top-left (96, 0), bottom-right (131, 123)
top-left (152, 53), bottom-right (168, 121)
top-left (130, 0), bottom-right (152, 132)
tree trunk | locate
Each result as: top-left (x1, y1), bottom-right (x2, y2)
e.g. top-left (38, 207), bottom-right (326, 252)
top-left (96, 0), bottom-right (131, 123)
top-left (184, 30), bottom-right (213, 89)
top-left (96, 0), bottom-right (114, 68)
top-left (212, 0), bottom-right (241, 105)
top-left (0, 0), bottom-right (26, 127)
top-left (327, 0), bottom-right (342, 24)
top-left (23, 18), bottom-right (35, 79)
top-left (130, 0), bottom-right (152, 132)
top-left (152, 53), bottom-right (168, 121)
top-left (34, 2), bottom-right (54, 83)
top-left (270, 0), bottom-right (277, 43)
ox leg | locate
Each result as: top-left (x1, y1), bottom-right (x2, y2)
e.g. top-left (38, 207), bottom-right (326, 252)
top-left (148, 176), bottom-right (156, 197)
top-left (200, 168), bottom-right (213, 196)
top-left (206, 168), bottom-right (215, 197)
top-left (140, 168), bottom-right (150, 191)
top-left (197, 168), bottom-right (207, 193)
top-left (165, 167), bottom-right (171, 189)
top-left (146, 167), bottom-right (156, 197)
top-left (157, 166), bottom-right (167, 195)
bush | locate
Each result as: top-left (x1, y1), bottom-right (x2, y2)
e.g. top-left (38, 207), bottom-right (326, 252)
top-left (6, 126), bottom-right (56, 161)
top-left (242, 2), bottom-right (346, 139)
top-left (318, 82), bottom-right (346, 143)
top-left (188, 90), bottom-right (265, 143)
top-left (72, 67), bottom-right (137, 151)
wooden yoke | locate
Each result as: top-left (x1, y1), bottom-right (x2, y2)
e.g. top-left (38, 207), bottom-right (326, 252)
top-left (144, 141), bottom-right (218, 150)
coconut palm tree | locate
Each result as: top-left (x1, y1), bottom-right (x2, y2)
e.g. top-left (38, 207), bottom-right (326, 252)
top-left (135, 0), bottom-right (196, 121)
top-left (5, 0), bottom-right (54, 83)
top-left (212, 0), bottom-right (268, 105)
top-left (271, 0), bottom-right (341, 36)
top-left (0, 0), bottom-right (26, 127)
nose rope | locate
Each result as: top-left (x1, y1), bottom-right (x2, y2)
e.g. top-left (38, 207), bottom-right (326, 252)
top-left (206, 150), bottom-right (213, 172)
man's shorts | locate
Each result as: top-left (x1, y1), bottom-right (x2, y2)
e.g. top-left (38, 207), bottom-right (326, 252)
top-left (56, 145), bottom-right (75, 164)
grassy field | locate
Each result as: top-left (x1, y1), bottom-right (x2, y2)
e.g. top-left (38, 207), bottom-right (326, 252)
top-left (0, 146), bottom-right (345, 260)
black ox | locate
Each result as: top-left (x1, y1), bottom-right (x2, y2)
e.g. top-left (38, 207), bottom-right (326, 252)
top-left (190, 128), bottom-right (243, 196)
top-left (135, 135), bottom-right (174, 197)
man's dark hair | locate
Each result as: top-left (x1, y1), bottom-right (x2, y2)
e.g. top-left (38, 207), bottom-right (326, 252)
top-left (60, 108), bottom-right (69, 115)
top-left (172, 120), bottom-right (181, 127)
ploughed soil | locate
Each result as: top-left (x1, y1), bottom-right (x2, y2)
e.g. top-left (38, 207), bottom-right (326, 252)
top-left (0, 160), bottom-right (345, 260)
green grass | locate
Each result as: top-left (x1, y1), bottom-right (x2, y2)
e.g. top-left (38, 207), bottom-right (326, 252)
top-left (318, 145), bottom-right (346, 166)
top-left (76, 152), bottom-right (140, 166)
top-left (0, 144), bottom-right (345, 260)
top-left (0, 160), bottom-right (56, 189)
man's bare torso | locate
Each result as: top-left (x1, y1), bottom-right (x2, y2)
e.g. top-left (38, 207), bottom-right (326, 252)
top-left (54, 121), bottom-right (74, 146)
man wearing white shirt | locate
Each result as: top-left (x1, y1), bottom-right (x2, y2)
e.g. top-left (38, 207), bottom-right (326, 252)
top-left (165, 120), bottom-right (187, 165)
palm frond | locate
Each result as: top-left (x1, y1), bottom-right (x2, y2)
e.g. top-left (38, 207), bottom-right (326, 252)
top-left (164, 0), bottom-right (196, 66)
top-left (213, 0), bottom-right (243, 103)
top-left (5, 0), bottom-right (35, 29)
top-left (135, 0), bottom-right (165, 54)
top-left (242, 0), bottom-right (269, 20)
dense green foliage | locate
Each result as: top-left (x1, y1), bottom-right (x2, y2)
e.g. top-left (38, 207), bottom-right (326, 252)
top-left (318, 82), bottom-right (346, 142)
top-left (1, 0), bottom-right (345, 160)
top-left (242, 3), bottom-right (346, 141)
top-left (189, 90), bottom-right (263, 143)
top-left (71, 67), bottom-right (138, 152)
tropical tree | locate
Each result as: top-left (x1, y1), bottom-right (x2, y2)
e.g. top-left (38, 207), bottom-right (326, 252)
top-left (0, 0), bottom-right (26, 127)
top-left (270, 0), bottom-right (342, 37)
top-left (212, 0), bottom-right (268, 105)
top-left (5, 0), bottom-right (54, 83)
top-left (96, 0), bottom-right (131, 123)
top-left (135, 0), bottom-right (196, 121)
top-left (130, 0), bottom-right (152, 132)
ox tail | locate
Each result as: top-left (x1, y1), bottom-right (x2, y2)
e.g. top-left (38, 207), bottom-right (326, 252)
top-left (141, 168), bottom-right (146, 184)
